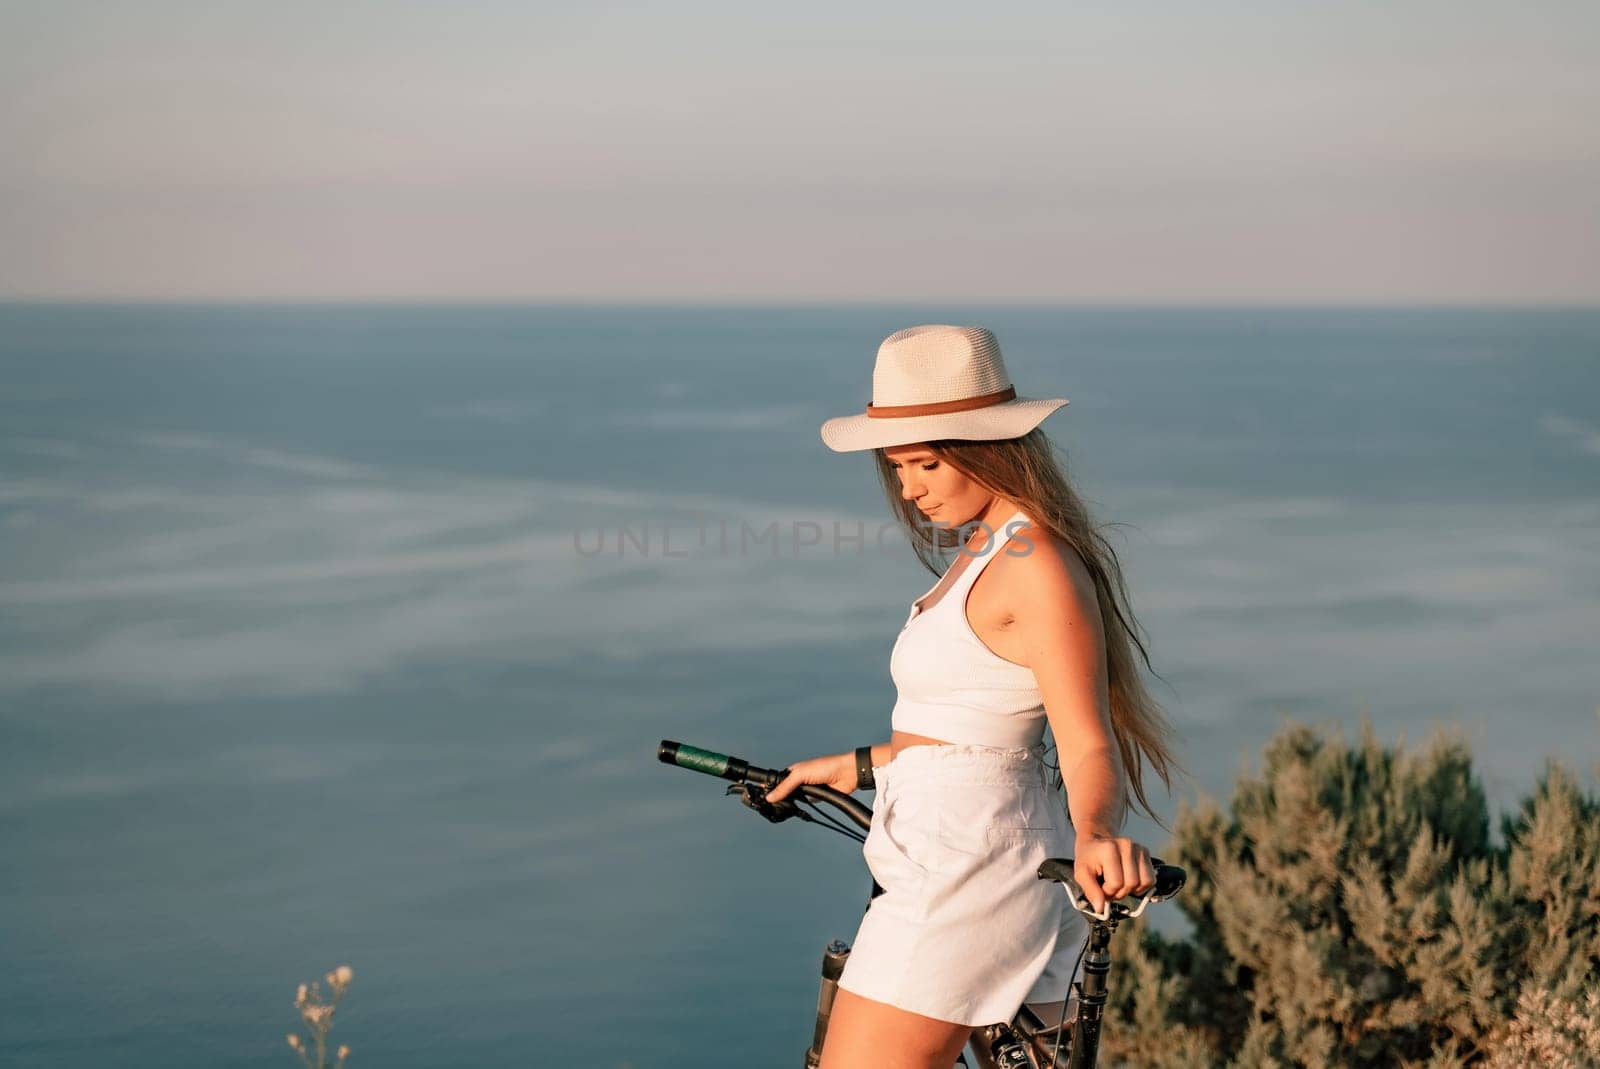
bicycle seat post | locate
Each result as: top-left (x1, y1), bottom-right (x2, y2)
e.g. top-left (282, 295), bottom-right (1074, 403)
top-left (1064, 919), bottom-right (1116, 1068)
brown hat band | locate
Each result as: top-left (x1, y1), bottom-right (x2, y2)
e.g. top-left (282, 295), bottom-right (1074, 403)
top-left (865, 385), bottom-right (1017, 419)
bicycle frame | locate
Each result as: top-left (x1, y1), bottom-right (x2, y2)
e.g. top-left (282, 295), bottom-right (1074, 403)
top-left (658, 739), bottom-right (1185, 1069)
top-left (808, 874), bottom-right (1146, 1068)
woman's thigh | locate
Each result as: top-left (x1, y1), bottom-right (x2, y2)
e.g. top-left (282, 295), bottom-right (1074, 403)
top-left (818, 986), bottom-right (972, 1069)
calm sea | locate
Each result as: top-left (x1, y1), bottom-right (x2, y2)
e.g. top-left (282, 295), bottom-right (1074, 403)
top-left (1, 303), bottom-right (1596, 1067)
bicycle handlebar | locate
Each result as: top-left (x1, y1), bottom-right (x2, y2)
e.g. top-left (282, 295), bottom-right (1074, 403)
top-left (658, 738), bottom-right (874, 830)
top-left (657, 740), bottom-right (784, 787)
top-left (658, 738), bottom-right (1187, 922)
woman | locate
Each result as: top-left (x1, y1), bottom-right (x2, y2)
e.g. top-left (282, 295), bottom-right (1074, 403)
top-left (765, 324), bottom-right (1180, 1069)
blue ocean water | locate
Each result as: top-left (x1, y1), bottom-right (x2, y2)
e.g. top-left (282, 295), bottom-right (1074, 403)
top-left (1, 303), bottom-right (1596, 1067)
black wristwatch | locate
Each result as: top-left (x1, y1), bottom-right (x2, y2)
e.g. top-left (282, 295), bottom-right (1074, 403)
top-left (855, 745), bottom-right (875, 792)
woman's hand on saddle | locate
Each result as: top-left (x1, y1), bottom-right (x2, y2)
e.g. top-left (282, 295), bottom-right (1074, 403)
top-left (765, 752), bottom-right (859, 804)
top-left (1074, 833), bottom-right (1157, 915)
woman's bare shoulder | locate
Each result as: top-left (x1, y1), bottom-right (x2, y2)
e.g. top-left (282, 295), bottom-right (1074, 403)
top-left (1001, 521), bottom-right (1095, 606)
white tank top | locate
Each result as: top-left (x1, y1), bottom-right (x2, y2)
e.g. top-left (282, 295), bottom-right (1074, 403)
top-left (889, 508), bottom-right (1048, 748)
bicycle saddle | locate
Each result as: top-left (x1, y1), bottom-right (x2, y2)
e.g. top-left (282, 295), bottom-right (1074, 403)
top-left (1036, 856), bottom-right (1187, 921)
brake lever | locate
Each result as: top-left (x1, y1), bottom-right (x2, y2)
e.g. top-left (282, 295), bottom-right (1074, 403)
top-left (727, 782), bottom-right (801, 823)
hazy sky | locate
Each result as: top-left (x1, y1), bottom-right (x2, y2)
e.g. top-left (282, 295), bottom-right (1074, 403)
top-left (2, 1), bottom-right (1597, 302)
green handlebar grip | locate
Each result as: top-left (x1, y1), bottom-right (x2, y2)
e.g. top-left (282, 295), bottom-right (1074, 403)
top-left (673, 743), bottom-right (731, 777)
top-left (658, 739), bottom-right (752, 782)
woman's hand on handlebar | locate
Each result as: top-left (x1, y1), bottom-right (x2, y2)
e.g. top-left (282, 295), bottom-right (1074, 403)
top-left (765, 752), bottom-right (859, 804)
top-left (1074, 833), bottom-right (1157, 915)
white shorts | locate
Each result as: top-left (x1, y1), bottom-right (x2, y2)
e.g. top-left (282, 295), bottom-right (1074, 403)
top-left (835, 741), bottom-right (1089, 1027)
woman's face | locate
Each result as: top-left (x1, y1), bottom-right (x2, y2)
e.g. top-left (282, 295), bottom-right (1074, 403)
top-left (883, 443), bottom-right (995, 528)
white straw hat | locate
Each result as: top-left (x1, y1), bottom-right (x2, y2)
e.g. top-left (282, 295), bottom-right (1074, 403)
top-left (819, 324), bottom-right (1068, 452)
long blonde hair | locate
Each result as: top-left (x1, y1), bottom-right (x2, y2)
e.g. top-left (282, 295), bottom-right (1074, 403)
top-left (873, 428), bottom-right (1183, 826)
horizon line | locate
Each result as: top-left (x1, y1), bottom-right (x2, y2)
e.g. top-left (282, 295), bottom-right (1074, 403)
top-left (3, 296), bottom-right (1599, 311)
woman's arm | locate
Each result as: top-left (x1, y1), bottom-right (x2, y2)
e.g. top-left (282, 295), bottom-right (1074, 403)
top-left (1009, 527), bottom-right (1156, 912)
top-left (1059, 742), bottom-right (1125, 841)
top-left (765, 740), bottom-right (894, 803)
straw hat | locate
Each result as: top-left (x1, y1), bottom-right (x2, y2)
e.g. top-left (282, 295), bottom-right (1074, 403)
top-left (818, 324), bottom-right (1068, 452)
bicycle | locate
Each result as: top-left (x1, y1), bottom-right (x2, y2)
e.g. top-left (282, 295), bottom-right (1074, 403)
top-left (658, 739), bottom-right (1187, 1068)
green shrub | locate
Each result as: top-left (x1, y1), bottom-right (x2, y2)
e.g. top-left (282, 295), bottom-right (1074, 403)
top-left (1099, 718), bottom-right (1600, 1068)
top-left (1483, 986), bottom-right (1600, 1068)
